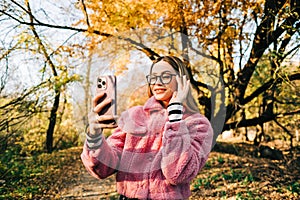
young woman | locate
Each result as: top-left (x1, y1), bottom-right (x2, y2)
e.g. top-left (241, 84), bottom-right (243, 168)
top-left (81, 56), bottom-right (213, 199)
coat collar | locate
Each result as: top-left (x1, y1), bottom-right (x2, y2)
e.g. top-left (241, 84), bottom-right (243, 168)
top-left (143, 96), bottom-right (187, 114)
top-left (117, 97), bottom-right (166, 136)
top-left (143, 96), bottom-right (165, 112)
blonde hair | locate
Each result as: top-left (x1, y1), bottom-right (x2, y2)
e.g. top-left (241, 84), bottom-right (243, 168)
top-left (147, 56), bottom-right (199, 113)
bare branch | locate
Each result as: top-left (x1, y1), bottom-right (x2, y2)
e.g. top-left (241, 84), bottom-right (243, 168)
top-left (242, 73), bottom-right (300, 105)
top-left (0, 81), bottom-right (48, 109)
top-left (121, 36), bottom-right (160, 60)
top-left (235, 0), bottom-right (300, 100)
top-left (80, 0), bottom-right (90, 27)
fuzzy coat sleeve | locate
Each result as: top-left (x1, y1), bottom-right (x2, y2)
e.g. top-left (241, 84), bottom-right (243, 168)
top-left (80, 127), bottom-right (126, 179)
top-left (161, 113), bottom-right (213, 185)
top-left (80, 106), bottom-right (147, 180)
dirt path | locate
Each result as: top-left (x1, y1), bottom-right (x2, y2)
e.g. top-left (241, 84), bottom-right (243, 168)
top-left (55, 143), bottom-right (300, 200)
top-left (59, 161), bottom-right (117, 200)
top-left (59, 164), bottom-right (118, 199)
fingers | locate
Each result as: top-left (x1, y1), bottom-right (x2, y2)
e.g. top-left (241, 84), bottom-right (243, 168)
top-left (89, 120), bottom-right (117, 130)
top-left (92, 92), bottom-right (106, 108)
top-left (175, 75), bottom-right (182, 90)
top-left (89, 92), bottom-right (118, 130)
top-left (176, 75), bottom-right (188, 90)
top-left (172, 75), bottom-right (190, 104)
top-left (91, 112), bottom-right (117, 125)
top-left (96, 115), bottom-right (118, 128)
top-left (183, 79), bottom-right (190, 95)
top-left (172, 91), bottom-right (178, 99)
top-left (89, 111), bottom-right (118, 129)
top-left (93, 96), bottom-right (112, 114)
top-left (99, 123), bottom-right (118, 129)
top-left (96, 114), bottom-right (116, 122)
top-left (175, 75), bottom-right (189, 93)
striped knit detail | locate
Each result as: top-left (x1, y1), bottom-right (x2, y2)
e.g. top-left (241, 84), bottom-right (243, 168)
top-left (167, 102), bottom-right (183, 122)
top-left (86, 131), bottom-right (103, 149)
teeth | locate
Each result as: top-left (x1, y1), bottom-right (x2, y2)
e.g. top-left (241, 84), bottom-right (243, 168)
top-left (155, 89), bottom-right (165, 93)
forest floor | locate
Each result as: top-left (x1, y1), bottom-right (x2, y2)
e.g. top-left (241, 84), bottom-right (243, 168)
top-left (10, 139), bottom-right (299, 200)
top-left (44, 138), bottom-right (300, 200)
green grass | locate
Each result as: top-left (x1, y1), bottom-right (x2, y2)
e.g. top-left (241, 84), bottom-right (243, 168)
top-left (287, 181), bottom-right (300, 195)
top-left (0, 146), bottom-right (81, 199)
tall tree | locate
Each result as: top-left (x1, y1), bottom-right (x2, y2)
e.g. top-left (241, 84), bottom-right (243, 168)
top-left (0, 0), bottom-right (81, 152)
top-left (0, 0), bottom-right (299, 148)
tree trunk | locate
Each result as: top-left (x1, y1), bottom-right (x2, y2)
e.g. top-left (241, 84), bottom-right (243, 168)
top-left (26, 2), bottom-right (61, 153)
top-left (46, 90), bottom-right (60, 153)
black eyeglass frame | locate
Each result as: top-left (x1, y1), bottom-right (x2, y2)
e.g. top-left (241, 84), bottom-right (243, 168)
top-left (146, 72), bottom-right (177, 85)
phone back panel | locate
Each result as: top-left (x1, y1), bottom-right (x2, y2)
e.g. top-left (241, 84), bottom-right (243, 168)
top-left (96, 75), bottom-right (117, 116)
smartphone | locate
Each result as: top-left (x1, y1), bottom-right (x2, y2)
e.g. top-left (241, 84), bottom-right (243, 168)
top-left (96, 75), bottom-right (117, 118)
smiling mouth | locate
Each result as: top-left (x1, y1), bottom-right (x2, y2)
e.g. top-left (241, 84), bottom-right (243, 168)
top-left (154, 89), bottom-right (166, 94)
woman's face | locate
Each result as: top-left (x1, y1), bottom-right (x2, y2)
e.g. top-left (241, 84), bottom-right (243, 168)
top-left (149, 61), bottom-right (178, 106)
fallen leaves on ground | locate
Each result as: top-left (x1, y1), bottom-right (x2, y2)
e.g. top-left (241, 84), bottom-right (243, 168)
top-left (2, 142), bottom-right (299, 200)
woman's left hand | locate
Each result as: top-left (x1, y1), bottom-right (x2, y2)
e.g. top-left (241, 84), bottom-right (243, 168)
top-left (169, 75), bottom-right (190, 104)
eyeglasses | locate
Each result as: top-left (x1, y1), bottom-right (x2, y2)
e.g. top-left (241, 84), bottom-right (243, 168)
top-left (146, 72), bottom-right (177, 85)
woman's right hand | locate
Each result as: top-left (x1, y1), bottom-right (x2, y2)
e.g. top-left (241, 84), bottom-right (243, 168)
top-left (87, 92), bottom-right (118, 137)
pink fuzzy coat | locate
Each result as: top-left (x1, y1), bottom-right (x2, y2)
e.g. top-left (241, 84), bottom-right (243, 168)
top-left (81, 96), bottom-right (213, 199)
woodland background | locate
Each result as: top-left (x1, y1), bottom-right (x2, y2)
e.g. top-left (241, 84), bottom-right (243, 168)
top-left (0, 0), bottom-right (299, 199)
